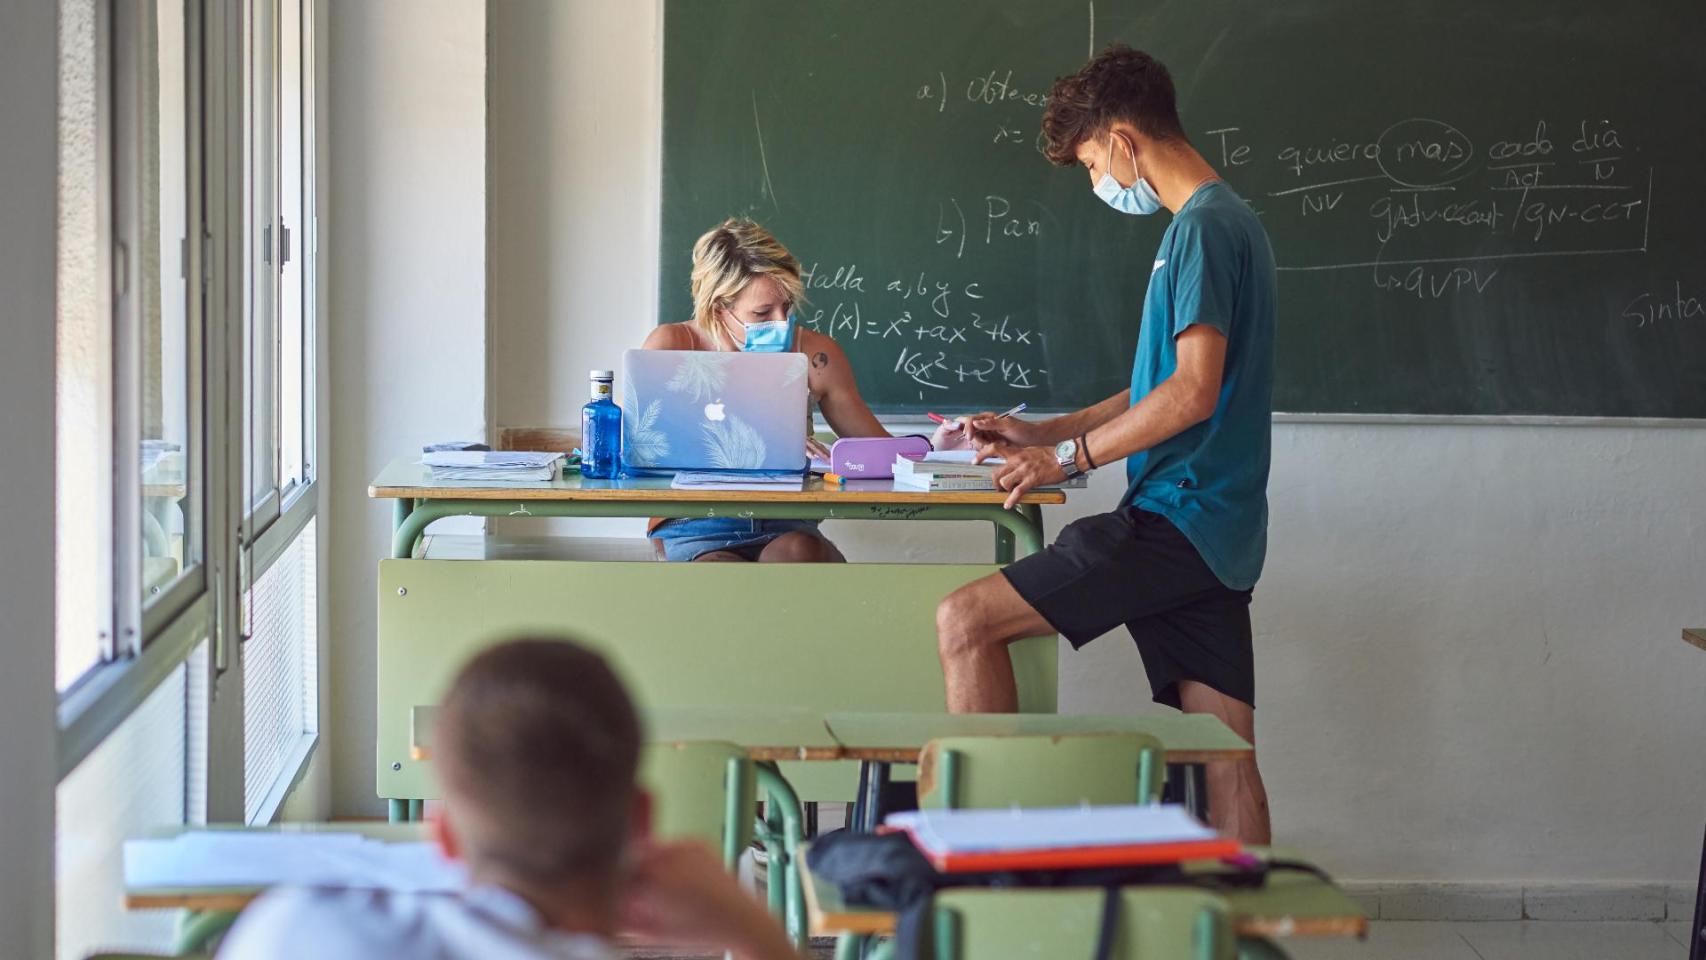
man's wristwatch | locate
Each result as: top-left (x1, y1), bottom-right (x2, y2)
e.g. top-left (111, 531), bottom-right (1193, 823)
top-left (1055, 438), bottom-right (1085, 479)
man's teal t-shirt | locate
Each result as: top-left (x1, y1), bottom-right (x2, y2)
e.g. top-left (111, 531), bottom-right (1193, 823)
top-left (1122, 181), bottom-right (1276, 591)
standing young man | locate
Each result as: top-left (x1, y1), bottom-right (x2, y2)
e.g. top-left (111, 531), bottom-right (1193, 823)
top-left (935, 45), bottom-right (1278, 843)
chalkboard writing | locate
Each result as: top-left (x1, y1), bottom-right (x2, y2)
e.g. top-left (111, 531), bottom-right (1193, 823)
top-left (661, 0), bottom-right (1706, 418)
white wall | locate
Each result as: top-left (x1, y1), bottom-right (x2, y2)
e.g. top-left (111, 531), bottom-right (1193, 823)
top-left (0, 0), bottom-right (63, 952)
top-left (480, 0), bottom-right (1706, 884)
top-left (326, 0), bottom-right (488, 817)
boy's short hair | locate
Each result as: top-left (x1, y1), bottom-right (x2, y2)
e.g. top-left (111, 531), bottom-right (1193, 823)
top-left (1041, 44), bottom-right (1186, 167)
top-left (435, 638), bottom-right (642, 884)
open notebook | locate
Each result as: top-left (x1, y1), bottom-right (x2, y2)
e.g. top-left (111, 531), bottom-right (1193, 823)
top-left (884, 804), bottom-right (1241, 873)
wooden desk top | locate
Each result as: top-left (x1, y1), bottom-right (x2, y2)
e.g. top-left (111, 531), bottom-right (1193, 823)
top-left (413, 705), bottom-right (845, 763)
top-left (800, 842), bottom-right (1367, 940)
top-left (124, 822), bottom-right (428, 912)
top-left (824, 712), bottom-right (1254, 765)
top-left (1684, 629), bottom-right (1706, 652)
top-left (647, 705), bottom-right (843, 761)
top-left (368, 458), bottom-right (1066, 506)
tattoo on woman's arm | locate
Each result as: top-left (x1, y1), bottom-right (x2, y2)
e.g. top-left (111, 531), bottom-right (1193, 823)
top-left (812, 352), bottom-right (830, 369)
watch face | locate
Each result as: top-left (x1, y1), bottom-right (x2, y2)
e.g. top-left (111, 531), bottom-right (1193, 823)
top-left (1055, 439), bottom-right (1076, 459)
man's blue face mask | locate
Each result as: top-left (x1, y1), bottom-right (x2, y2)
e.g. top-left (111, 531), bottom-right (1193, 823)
top-left (1093, 132), bottom-right (1163, 216)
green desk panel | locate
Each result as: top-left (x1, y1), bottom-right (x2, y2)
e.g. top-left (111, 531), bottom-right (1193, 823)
top-left (378, 560), bottom-right (1057, 802)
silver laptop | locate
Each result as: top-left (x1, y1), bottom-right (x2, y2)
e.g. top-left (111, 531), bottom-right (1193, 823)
top-left (620, 349), bottom-right (809, 472)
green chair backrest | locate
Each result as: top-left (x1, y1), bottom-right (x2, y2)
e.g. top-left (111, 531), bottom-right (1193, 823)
top-left (639, 740), bottom-right (755, 869)
top-left (933, 886), bottom-right (1235, 960)
top-left (917, 733), bottom-right (1166, 810)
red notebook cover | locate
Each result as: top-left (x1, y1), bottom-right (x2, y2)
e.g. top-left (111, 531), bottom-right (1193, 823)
top-left (904, 832), bottom-right (1242, 874)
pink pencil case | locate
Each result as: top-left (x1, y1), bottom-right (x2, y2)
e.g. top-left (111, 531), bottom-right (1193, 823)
top-left (829, 435), bottom-right (933, 479)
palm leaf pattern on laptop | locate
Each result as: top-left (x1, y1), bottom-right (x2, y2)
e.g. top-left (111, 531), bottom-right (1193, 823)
top-left (664, 352), bottom-right (733, 402)
top-left (702, 415), bottom-right (768, 470)
top-left (624, 398), bottom-right (669, 464)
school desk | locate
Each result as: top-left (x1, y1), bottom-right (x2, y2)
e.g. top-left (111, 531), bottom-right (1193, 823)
top-left (1685, 629), bottom-right (1705, 960)
top-left (825, 712), bottom-right (1254, 831)
top-left (372, 538), bottom-right (1065, 814)
top-left (123, 822), bottom-right (425, 954)
top-left (370, 457), bottom-right (1065, 562)
top-left (798, 842), bottom-right (1367, 959)
top-left (412, 703), bottom-right (1248, 950)
top-left (408, 707), bottom-right (1246, 828)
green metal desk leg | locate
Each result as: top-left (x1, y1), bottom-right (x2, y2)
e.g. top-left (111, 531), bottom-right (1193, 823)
top-left (835, 934), bottom-right (868, 960)
top-left (408, 798), bottom-right (425, 821)
top-left (388, 799), bottom-right (409, 823)
top-left (1016, 503), bottom-right (1044, 558)
top-left (756, 762), bottom-right (807, 947)
top-left (994, 526), bottom-right (1015, 564)
top-left (393, 496), bottom-right (415, 535)
top-left (759, 802), bottom-right (785, 922)
top-left (173, 909), bottom-right (239, 954)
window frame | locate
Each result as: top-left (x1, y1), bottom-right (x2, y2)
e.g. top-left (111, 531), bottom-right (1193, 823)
top-left (58, 0), bottom-right (322, 817)
top-left (59, 0), bottom-right (213, 775)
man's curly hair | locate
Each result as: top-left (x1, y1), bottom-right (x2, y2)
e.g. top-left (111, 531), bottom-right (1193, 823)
top-left (1041, 44), bottom-right (1186, 167)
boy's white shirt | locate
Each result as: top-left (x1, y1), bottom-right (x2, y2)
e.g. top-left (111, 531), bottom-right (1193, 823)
top-left (217, 883), bottom-right (619, 960)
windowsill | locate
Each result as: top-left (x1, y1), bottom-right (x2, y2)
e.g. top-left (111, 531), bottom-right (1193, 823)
top-left (249, 732), bottom-right (319, 826)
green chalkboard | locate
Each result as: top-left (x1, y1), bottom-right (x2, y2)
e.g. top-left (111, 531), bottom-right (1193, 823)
top-left (661, 0), bottom-right (1706, 417)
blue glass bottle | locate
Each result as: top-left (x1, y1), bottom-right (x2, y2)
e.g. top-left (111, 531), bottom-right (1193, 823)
top-left (581, 369), bottom-right (621, 479)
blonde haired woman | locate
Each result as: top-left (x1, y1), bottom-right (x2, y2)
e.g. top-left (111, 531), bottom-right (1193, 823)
top-left (642, 218), bottom-right (888, 562)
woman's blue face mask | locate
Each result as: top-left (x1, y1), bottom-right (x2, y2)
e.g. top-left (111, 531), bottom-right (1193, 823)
top-left (740, 315), bottom-right (793, 352)
top-left (722, 308), bottom-right (795, 352)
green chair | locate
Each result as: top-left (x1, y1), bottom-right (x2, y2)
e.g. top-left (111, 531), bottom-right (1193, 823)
top-left (640, 741), bottom-right (807, 946)
top-left (838, 733), bottom-right (1171, 960)
top-left (640, 740), bottom-right (756, 869)
top-left (932, 886), bottom-right (1236, 960)
top-left (917, 732), bottom-right (1167, 810)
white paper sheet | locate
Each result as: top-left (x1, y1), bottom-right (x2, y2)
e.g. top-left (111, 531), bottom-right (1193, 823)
top-left (885, 804), bottom-right (1217, 855)
top-left (670, 471), bottom-right (804, 491)
top-left (123, 832), bottom-right (467, 893)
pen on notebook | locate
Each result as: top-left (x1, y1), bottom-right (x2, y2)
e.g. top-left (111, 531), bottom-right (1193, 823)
top-left (995, 402), bottom-right (1027, 420)
top-left (926, 412), bottom-right (962, 430)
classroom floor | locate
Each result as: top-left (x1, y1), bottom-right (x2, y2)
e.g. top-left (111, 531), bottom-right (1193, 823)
top-left (1283, 920), bottom-right (1691, 960)
top-left (628, 922), bottom-right (1693, 959)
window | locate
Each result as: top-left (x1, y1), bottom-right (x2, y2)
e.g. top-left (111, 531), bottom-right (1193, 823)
top-left (238, 0), bottom-right (320, 820)
top-left (56, 0), bottom-right (112, 691)
top-left (135, 0), bottom-right (200, 618)
top-left (58, 0), bottom-right (202, 695)
top-left (56, 3), bottom-right (323, 943)
top-left (243, 0), bottom-right (316, 535)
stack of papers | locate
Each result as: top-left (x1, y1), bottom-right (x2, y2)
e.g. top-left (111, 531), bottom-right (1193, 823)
top-left (892, 451), bottom-right (1088, 492)
top-left (420, 450), bottom-right (564, 483)
top-left (670, 470), bottom-right (805, 492)
top-left (885, 804), bottom-right (1239, 872)
top-left (124, 832), bottom-right (467, 893)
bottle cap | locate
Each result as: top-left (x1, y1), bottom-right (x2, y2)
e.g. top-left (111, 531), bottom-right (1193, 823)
top-left (589, 369), bottom-right (614, 380)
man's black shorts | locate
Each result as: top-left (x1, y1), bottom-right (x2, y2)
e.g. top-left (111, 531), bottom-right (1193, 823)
top-left (1001, 506), bottom-right (1254, 708)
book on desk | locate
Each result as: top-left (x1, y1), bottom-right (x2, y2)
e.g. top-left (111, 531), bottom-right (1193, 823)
top-left (884, 804), bottom-right (1240, 873)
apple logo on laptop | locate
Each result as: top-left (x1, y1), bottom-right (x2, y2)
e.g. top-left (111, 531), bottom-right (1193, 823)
top-left (703, 399), bottom-right (726, 422)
